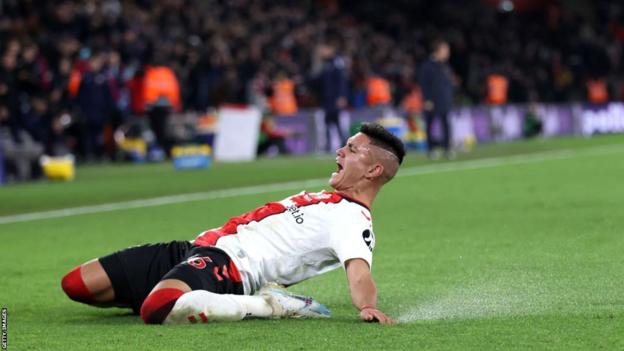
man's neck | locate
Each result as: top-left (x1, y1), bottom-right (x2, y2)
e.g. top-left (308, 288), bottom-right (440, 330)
top-left (335, 186), bottom-right (379, 210)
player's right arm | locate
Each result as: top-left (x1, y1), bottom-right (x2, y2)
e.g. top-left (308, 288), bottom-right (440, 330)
top-left (345, 258), bottom-right (396, 324)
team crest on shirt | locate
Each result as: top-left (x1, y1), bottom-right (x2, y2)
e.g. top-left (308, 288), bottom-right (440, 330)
top-left (362, 229), bottom-right (375, 252)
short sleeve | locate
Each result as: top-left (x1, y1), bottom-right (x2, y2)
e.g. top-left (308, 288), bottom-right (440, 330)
top-left (329, 205), bottom-right (375, 270)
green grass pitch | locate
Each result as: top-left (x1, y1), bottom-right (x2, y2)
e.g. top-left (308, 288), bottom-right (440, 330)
top-left (1, 135), bottom-right (624, 350)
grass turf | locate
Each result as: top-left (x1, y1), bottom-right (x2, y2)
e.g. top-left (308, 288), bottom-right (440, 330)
top-left (1, 135), bottom-right (624, 350)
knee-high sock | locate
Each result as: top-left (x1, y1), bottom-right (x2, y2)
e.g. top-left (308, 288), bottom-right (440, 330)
top-left (141, 288), bottom-right (185, 324)
top-left (61, 266), bottom-right (94, 304)
top-left (164, 290), bottom-right (273, 324)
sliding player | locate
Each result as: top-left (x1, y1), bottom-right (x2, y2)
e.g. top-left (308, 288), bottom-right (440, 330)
top-left (61, 123), bottom-right (405, 325)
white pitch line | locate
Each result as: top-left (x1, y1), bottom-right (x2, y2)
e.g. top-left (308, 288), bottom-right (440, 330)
top-left (0, 177), bottom-right (328, 225)
top-left (1, 143), bottom-right (623, 225)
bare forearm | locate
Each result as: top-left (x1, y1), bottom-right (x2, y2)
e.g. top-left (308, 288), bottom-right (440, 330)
top-left (349, 273), bottom-right (377, 310)
top-left (345, 258), bottom-right (395, 323)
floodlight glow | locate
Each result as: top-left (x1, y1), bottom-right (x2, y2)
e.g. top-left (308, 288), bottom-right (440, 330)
top-left (500, 0), bottom-right (514, 12)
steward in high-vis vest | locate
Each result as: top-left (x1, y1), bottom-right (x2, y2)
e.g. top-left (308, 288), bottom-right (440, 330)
top-left (401, 86), bottom-right (423, 114)
top-left (586, 78), bottom-right (608, 104)
top-left (269, 78), bottom-right (298, 116)
top-left (143, 65), bottom-right (181, 112)
top-left (142, 65), bottom-right (181, 155)
top-left (486, 74), bottom-right (509, 105)
top-left (366, 77), bottom-right (391, 106)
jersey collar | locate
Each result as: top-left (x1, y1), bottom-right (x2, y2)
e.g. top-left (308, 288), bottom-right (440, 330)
top-left (330, 191), bottom-right (371, 211)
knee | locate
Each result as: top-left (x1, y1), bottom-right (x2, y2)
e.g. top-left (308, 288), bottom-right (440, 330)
top-left (61, 266), bottom-right (94, 304)
top-left (140, 288), bottom-right (185, 324)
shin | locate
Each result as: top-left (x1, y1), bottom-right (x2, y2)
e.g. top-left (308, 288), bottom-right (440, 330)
top-left (163, 290), bottom-right (273, 324)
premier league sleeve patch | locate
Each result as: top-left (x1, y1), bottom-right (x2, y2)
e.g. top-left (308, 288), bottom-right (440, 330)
top-left (361, 229), bottom-right (375, 252)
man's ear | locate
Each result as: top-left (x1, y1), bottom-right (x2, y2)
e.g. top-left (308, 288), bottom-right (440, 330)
top-left (366, 163), bottom-right (384, 180)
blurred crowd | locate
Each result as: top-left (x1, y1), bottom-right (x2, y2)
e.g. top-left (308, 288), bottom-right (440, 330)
top-left (346, 0), bottom-right (623, 105)
top-left (1, 0), bottom-right (623, 178)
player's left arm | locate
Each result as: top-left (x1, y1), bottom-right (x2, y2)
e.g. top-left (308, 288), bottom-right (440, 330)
top-left (345, 258), bottom-right (396, 324)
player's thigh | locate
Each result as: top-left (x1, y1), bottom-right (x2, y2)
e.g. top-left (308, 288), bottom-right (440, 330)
top-left (99, 240), bottom-right (194, 312)
top-left (157, 246), bottom-right (244, 295)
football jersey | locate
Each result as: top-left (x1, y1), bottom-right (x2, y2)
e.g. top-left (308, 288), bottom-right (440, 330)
top-left (194, 191), bottom-right (375, 294)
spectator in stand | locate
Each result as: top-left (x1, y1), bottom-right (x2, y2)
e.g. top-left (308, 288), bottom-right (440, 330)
top-left (19, 92), bottom-right (54, 150)
top-left (0, 41), bottom-right (20, 126)
top-left (16, 42), bottom-right (52, 95)
top-left (0, 113), bottom-right (44, 181)
top-left (0, 41), bottom-right (44, 180)
top-left (418, 39), bottom-right (455, 160)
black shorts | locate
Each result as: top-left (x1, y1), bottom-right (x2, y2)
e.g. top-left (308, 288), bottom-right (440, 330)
top-left (99, 241), bottom-right (244, 313)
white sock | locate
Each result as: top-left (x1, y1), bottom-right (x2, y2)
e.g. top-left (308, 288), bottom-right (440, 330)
top-left (164, 290), bottom-right (273, 324)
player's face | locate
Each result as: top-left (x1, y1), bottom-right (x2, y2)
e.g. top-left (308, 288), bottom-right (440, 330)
top-left (330, 133), bottom-right (375, 190)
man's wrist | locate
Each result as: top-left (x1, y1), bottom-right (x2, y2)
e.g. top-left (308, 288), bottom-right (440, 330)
top-left (359, 305), bottom-right (376, 311)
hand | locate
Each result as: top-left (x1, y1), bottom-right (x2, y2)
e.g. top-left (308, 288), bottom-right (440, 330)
top-left (359, 307), bottom-right (396, 324)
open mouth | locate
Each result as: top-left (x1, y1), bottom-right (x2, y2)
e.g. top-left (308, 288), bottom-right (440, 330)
top-left (333, 162), bottom-right (344, 176)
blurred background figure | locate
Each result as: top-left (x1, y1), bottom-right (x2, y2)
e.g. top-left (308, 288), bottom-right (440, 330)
top-left (523, 103), bottom-right (543, 139)
top-left (142, 58), bottom-right (182, 157)
top-left (0, 39), bottom-right (44, 180)
top-left (257, 116), bottom-right (295, 157)
top-left (486, 71), bottom-right (510, 106)
top-left (366, 74), bottom-right (392, 108)
top-left (586, 77), bottom-right (609, 105)
top-left (313, 40), bottom-right (349, 152)
top-left (0, 91), bottom-right (45, 181)
top-left (269, 71), bottom-right (298, 117)
top-left (418, 39), bottom-right (455, 160)
top-left (75, 51), bottom-right (114, 161)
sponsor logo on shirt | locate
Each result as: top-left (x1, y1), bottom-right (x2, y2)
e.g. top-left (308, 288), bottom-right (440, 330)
top-left (287, 205), bottom-right (304, 224)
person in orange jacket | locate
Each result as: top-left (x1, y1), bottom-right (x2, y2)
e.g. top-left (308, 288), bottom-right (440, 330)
top-left (141, 59), bottom-right (182, 155)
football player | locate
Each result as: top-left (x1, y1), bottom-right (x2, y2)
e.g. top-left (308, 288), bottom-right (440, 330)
top-left (61, 123), bottom-right (405, 325)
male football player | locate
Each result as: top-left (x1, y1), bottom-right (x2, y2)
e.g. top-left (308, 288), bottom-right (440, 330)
top-left (61, 123), bottom-right (405, 325)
